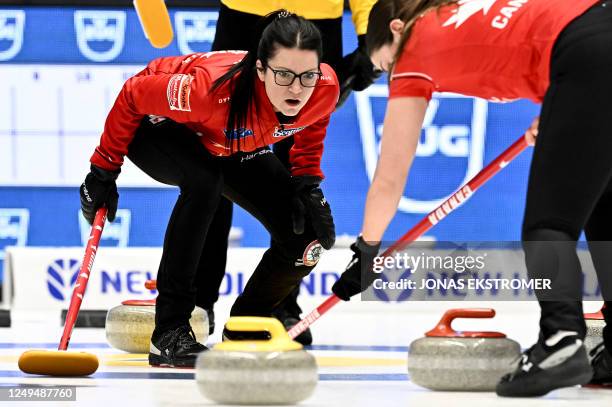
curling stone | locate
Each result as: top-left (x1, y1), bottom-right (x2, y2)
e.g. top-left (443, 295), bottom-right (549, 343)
top-left (196, 317), bottom-right (317, 405)
top-left (585, 309), bottom-right (605, 354)
top-left (106, 299), bottom-right (208, 353)
top-left (407, 308), bottom-right (521, 391)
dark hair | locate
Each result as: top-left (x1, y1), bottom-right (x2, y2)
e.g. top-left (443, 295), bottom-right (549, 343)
top-left (366, 0), bottom-right (457, 70)
top-left (211, 10), bottom-right (323, 153)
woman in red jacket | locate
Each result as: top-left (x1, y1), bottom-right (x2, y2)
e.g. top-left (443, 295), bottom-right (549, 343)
top-left (331, 0), bottom-right (612, 397)
top-left (80, 11), bottom-right (338, 368)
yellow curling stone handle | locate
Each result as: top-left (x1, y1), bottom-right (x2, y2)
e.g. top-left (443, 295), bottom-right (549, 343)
top-left (215, 317), bottom-right (303, 352)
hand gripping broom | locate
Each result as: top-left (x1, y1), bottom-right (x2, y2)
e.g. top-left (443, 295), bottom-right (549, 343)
top-left (288, 135), bottom-right (530, 339)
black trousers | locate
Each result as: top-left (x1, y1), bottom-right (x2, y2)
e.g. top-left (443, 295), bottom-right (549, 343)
top-left (194, 3), bottom-right (344, 314)
top-left (522, 1), bottom-right (612, 347)
top-left (127, 119), bottom-right (319, 335)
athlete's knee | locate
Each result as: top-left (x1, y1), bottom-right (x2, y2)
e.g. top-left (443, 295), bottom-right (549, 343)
top-left (522, 221), bottom-right (580, 243)
top-left (293, 239), bottom-right (325, 269)
top-left (275, 235), bottom-right (324, 271)
top-left (521, 225), bottom-right (580, 274)
top-left (522, 226), bottom-right (578, 260)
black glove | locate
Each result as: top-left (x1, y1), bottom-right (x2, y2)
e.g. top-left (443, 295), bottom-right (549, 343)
top-left (291, 176), bottom-right (335, 250)
top-left (332, 236), bottom-right (381, 301)
top-left (335, 35), bottom-right (382, 108)
top-left (80, 165), bottom-right (120, 225)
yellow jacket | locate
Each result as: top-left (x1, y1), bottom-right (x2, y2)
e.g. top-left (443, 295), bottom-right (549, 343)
top-left (221, 0), bottom-right (376, 35)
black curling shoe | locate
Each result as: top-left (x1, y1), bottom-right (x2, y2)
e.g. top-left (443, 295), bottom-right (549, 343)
top-left (588, 342), bottom-right (612, 386)
top-left (496, 331), bottom-right (592, 397)
top-left (149, 325), bottom-right (208, 368)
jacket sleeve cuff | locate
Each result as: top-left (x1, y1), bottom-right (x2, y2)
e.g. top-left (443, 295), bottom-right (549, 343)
top-left (290, 166), bottom-right (324, 179)
top-left (90, 150), bottom-right (122, 172)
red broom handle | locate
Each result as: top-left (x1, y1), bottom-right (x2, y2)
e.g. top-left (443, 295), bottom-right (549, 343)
top-left (288, 135), bottom-right (529, 339)
top-left (59, 207), bottom-right (107, 350)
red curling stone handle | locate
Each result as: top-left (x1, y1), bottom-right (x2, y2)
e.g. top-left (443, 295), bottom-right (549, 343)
top-left (425, 308), bottom-right (506, 338)
top-left (122, 299), bottom-right (156, 306)
top-left (584, 308), bottom-right (604, 320)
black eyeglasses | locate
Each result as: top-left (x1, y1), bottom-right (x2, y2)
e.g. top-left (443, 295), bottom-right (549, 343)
top-left (263, 67), bottom-right (322, 87)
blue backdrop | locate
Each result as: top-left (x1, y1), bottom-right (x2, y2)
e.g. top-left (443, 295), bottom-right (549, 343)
top-left (0, 6), bottom-right (541, 284)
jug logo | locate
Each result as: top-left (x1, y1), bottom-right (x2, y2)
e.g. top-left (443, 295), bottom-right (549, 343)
top-left (0, 209), bottom-right (29, 261)
top-left (355, 85), bottom-right (487, 214)
top-left (74, 10), bottom-right (126, 62)
top-left (47, 258), bottom-right (80, 301)
top-left (0, 10), bottom-right (25, 61)
top-left (174, 12), bottom-right (218, 55)
top-left (79, 209), bottom-right (130, 247)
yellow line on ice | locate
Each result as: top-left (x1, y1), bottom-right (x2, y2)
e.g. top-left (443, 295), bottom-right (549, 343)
top-left (100, 354), bottom-right (406, 367)
top-left (103, 353), bottom-right (148, 366)
top-left (1, 353), bottom-right (405, 368)
top-left (0, 355), bottom-right (18, 363)
top-left (104, 353), bottom-right (148, 360)
top-left (316, 356), bottom-right (406, 367)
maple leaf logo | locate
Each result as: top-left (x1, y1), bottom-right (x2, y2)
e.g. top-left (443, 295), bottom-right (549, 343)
top-left (443, 0), bottom-right (497, 28)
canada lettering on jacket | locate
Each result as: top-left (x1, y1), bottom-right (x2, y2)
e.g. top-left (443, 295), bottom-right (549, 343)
top-left (491, 0), bottom-right (529, 29)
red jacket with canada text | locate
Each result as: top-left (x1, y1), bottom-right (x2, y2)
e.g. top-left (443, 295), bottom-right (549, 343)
top-left (390, 0), bottom-right (598, 103)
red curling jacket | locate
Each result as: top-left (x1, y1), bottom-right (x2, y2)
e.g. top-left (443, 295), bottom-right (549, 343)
top-left (90, 51), bottom-right (339, 178)
top-left (390, 0), bottom-right (598, 103)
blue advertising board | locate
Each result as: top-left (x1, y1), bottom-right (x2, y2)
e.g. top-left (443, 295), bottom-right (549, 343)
top-left (0, 6), bottom-right (541, 284)
top-left (0, 7), bottom-right (221, 63)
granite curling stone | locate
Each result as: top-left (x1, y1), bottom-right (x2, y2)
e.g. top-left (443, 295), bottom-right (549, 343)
top-left (407, 308), bottom-right (521, 391)
top-left (585, 308), bottom-right (605, 354)
top-left (106, 299), bottom-right (208, 353)
top-left (196, 317), bottom-right (317, 405)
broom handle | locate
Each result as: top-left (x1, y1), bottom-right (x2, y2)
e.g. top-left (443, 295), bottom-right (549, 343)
top-left (59, 208), bottom-right (107, 350)
top-left (288, 135), bottom-right (529, 339)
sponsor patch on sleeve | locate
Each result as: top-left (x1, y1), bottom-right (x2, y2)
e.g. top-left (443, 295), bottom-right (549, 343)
top-left (167, 74), bottom-right (192, 112)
